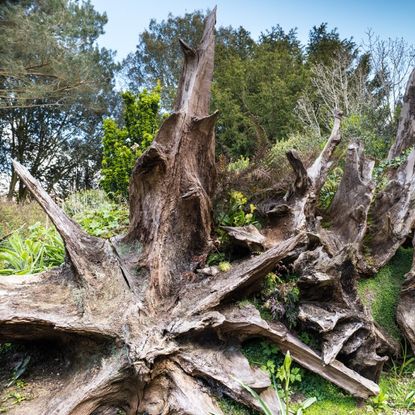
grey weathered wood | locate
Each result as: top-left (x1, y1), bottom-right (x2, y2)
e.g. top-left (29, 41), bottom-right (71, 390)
top-left (7, 9), bottom-right (415, 414)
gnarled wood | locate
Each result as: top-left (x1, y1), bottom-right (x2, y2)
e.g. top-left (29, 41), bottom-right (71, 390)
top-left (388, 68), bottom-right (415, 160)
top-left (125, 9), bottom-right (217, 302)
top-left (215, 304), bottom-right (379, 398)
top-left (7, 10), bottom-right (415, 415)
top-left (365, 147), bottom-right (415, 270)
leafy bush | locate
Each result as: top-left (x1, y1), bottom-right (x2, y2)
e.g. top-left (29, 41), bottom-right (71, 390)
top-left (217, 191), bottom-right (258, 227)
top-left (64, 189), bottom-right (129, 238)
top-left (101, 86), bottom-right (161, 198)
top-left (0, 223), bottom-right (64, 275)
top-left (227, 156), bottom-right (250, 173)
top-left (342, 113), bottom-right (390, 161)
top-left (266, 131), bottom-right (324, 178)
top-left (318, 166), bottom-right (343, 210)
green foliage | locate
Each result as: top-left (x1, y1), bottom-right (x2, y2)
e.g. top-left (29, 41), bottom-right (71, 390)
top-left (0, 224), bottom-right (64, 275)
top-left (242, 339), bottom-right (282, 370)
top-left (218, 261), bottom-right (232, 272)
top-left (217, 191), bottom-right (258, 227)
top-left (206, 252), bottom-right (226, 266)
top-left (0, 199), bottom-right (47, 239)
top-left (392, 341), bottom-right (415, 378)
top-left (342, 113), bottom-right (389, 160)
top-left (368, 390), bottom-right (389, 412)
top-left (372, 148), bottom-right (412, 192)
top-left (266, 132), bottom-right (324, 182)
top-left (256, 274), bottom-right (300, 328)
top-left (218, 396), bottom-right (254, 415)
top-left (101, 85), bottom-right (161, 198)
top-left (64, 189), bottom-right (129, 239)
top-left (235, 349), bottom-right (315, 415)
top-left (276, 351), bottom-right (302, 415)
top-left (318, 166), bottom-right (343, 210)
top-left (0, 0), bottom-right (118, 197)
top-left (357, 247), bottom-right (413, 340)
top-left (227, 156), bottom-right (250, 173)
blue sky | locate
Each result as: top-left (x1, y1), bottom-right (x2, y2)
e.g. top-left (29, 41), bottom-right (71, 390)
top-left (91, 0), bottom-right (415, 62)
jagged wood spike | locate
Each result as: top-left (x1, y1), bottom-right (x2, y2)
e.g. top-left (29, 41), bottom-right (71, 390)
top-left (286, 150), bottom-right (310, 194)
top-left (174, 6), bottom-right (216, 114)
top-left (125, 9), bottom-right (218, 302)
top-left (12, 160), bottom-right (105, 276)
top-left (326, 141), bottom-right (375, 248)
top-left (388, 68), bottom-right (415, 160)
top-left (308, 109), bottom-right (342, 192)
top-left (365, 147), bottom-right (415, 269)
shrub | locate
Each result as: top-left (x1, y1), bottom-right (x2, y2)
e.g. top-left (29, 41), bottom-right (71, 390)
top-left (217, 191), bottom-right (258, 227)
top-left (101, 86), bottom-right (161, 198)
top-left (64, 189), bottom-right (129, 238)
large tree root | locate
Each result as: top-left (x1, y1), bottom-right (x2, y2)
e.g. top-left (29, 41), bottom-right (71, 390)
top-left (3, 8), bottom-right (415, 414)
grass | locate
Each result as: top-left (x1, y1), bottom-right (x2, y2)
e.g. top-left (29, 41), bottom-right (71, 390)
top-left (357, 247), bottom-right (413, 341)
top-left (0, 198), bottom-right (47, 238)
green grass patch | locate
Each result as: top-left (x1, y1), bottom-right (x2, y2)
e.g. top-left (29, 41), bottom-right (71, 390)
top-left (218, 396), bottom-right (255, 414)
top-left (357, 247), bottom-right (413, 341)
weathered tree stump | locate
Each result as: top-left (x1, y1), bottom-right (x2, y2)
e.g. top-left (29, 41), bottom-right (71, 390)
top-left (2, 9), bottom-right (415, 414)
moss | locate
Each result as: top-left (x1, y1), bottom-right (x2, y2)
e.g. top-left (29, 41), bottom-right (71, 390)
top-left (218, 396), bottom-right (256, 415)
top-left (357, 247), bottom-right (413, 341)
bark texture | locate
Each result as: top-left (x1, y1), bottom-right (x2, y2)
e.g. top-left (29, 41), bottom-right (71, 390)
top-left (3, 9), bottom-right (415, 414)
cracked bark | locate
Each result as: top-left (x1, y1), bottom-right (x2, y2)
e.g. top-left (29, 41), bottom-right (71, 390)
top-left (3, 8), bottom-right (415, 414)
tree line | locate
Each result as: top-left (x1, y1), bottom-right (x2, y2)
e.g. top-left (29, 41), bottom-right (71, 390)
top-left (1, 1), bottom-right (414, 199)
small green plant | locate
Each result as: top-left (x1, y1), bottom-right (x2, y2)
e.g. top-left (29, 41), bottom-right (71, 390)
top-left (64, 189), bottom-right (129, 239)
top-left (276, 351), bottom-right (301, 415)
top-left (218, 261), bottom-right (232, 272)
top-left (206, 251), bottom-right (226, 266)
top-left (217, 191), bottom-right (258, 227)
top-left (227, 156), bottom-right (250, 173)
top-left (318, 166), bottom-right (343, 210)
top-left (0, 223), bottom-right (64, 275)
top-left (232, 352), bottom-right (316, 415)
top-left (72, 206), bottom-right (129, 238)
top-left (391, 340), bottom-right (415, 377)
top-left (368, 390), bottom-right (389, 412)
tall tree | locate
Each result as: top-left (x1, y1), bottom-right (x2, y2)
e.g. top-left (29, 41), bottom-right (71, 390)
top-left (125, 11), bottom-right (308, 158)
top-left (0, 0), bottom-right (118, 198)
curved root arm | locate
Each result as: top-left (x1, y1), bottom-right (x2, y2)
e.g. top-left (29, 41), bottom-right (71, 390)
top-left (185, 233), bottom-right (307, 315)
top-left (215, 304), bottom-right (379, 399)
